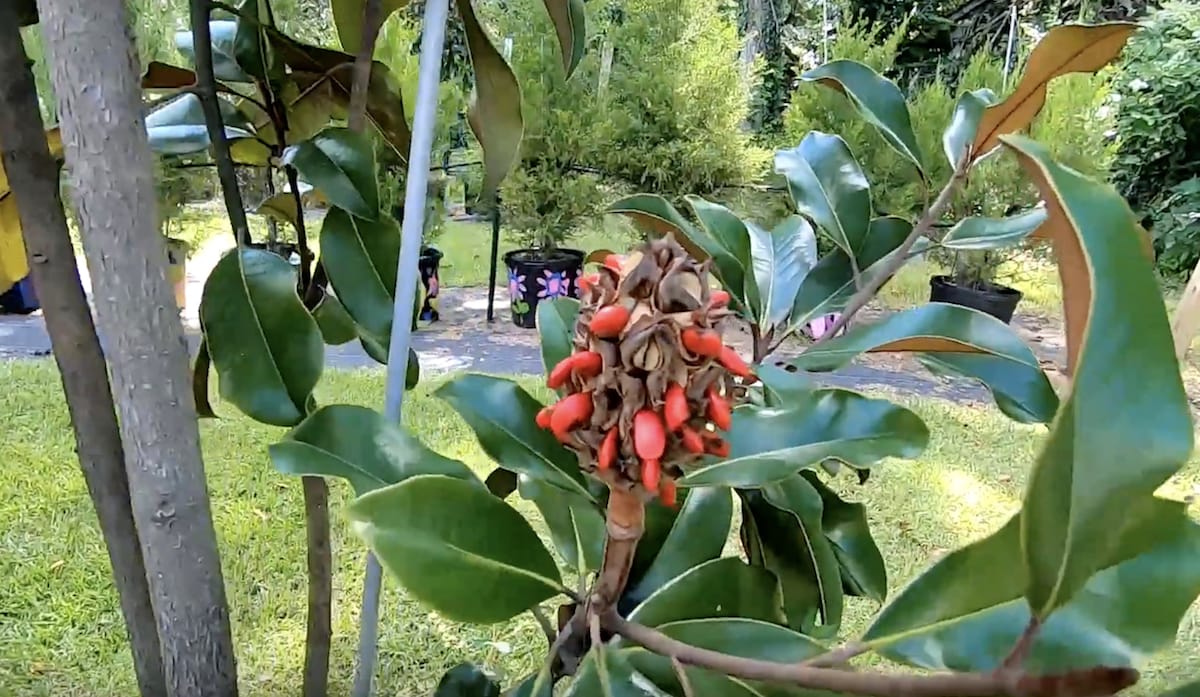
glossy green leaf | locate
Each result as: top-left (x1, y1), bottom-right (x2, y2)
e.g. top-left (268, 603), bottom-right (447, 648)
top-left (628, 557), bottom-right (785, 627)
top-left (1002, 135), bottom-right (1193, 616)
top-left (568, 646), bottom-right (672, 697)
top-left (627, 492), bottom-right (688, 592)
top-left (775, 132), bottom-right (872, 257)
top-left (748, 215), bottom-right (818, 329)
top-left (864, 499), bottom-right (1200, 672)
top-left (517, 474), bottom-right (604, 573)
top-left (624, 488), bottom-right (733, 608)
top-left (941, 206), bottom-right (1047, 251)
top-left (436, 374), bottom-right (592, 499)
top-left (175, 21), bottom-right (247, 82)
top-left (789, 216), bottom-right (914, 330)
top-left (319, 207), bottom-right (400, 346)
top-left (942, 88), bottom-right (997, 169)
top-left (312, 293), bottom-right (358, 345)
top-left (506, 673), bottom-right (552, 697)
top-left (406, 347), bottom-right (420, 389)
top-left (620, 648), bottom-right (765, 697)
top-left (145, 93), bottom-right (255, 155)
top-left (200, 249), bottom-right (323, 427)
top-left (605, 193), bottom-right (710, 263)
top-left (232, 0), bottom-right (279, 82)
top-left (747, 476), bottom-right (844, 634)
top-left (755, 363), bottom-right (816, 407)
top-left (543, 0), bottom-right (587, 77)
top-left (331, 0), bottom-right (408, 54)
top-left (537, 298), bottom-right (579, 383)
top-left (802, 60), bottom-right (924, 176)
top-left (791, 302), bottom-right (1059, 424)
top-left (654, 618), bottom-right (824, 660)
top-left (192, 339), bottom-right (217, 418)
top-left (349, 474), bottom-right (563, 623)
top-left (681, 390), bottom-right (928, 488)
top-left (435, 663), bottom-right (501, 697)
top-left (802, 472), bottom-right (886, 601)
top-left (457, 0), bottom-right (523, 194)
top-left (269, 404), bottom-right (477, 495)
top-left (683, 196), bottom-right (755, 310)
top-left (282, 127), bottom-right (379, 220)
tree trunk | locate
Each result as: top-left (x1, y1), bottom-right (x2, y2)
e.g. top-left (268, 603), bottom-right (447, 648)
top-left (33, 1), bottom-right (239, 695)
top-left (0, 11), bottom-right (166, 697)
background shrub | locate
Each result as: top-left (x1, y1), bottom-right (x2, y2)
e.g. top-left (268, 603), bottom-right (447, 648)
top-left (1110, 1), bottom-right (1200, 276)
top-left (487, 0), bottom-right (767, 250)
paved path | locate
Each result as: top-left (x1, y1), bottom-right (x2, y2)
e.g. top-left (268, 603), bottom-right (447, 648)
top-left (1, 232), bottom-right (1073, 405)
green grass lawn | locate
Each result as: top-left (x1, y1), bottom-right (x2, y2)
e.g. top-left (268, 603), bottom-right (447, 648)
top-left (2, 361), bottom-right (1197, 696)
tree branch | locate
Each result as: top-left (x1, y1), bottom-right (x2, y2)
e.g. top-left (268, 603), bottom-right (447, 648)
top-left (348, 0), bottom-right (383, 131)
top-left (603, 612), bottom-right (1138, 697)
top-left (589, 488), bottom-right (645, 615)
top-left (802, 641), bottom-right (867, 668)
top-left (813, 160), bottom-right (970, 344)
top-left (189, 0), bottom-right (251, 245)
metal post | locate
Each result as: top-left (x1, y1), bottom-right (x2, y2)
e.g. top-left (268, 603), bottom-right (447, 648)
top-left (351, 0), bottom-right (450, 694)
top-left (487, 198), bottom-right (501, 322)
top-left (1003, 2), bottom-right (1018, 90)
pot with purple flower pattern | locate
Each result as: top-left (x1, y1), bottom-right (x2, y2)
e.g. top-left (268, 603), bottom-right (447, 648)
top-left (502, 247), bottom-right (585, 328)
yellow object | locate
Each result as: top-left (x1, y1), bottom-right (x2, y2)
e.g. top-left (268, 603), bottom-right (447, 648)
top-left (165, 238), bottom-right (188, 310)
top-left (0, 128), bottom-right (63, 294)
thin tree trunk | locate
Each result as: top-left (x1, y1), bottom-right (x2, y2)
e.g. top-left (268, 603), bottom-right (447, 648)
top-left (301, 476), bottom-right (332, 697)
top-left (0, 11), bottom-right (166, 697)
top-left (34, 1), bottom-right (239, 695)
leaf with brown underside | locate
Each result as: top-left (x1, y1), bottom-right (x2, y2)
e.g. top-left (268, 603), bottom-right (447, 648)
top-left (605, 194), bottom-right (710, 263)
top-left (457, 0), bottom-right (523, 196)
top-left (971, 23), bottom-right (1137, 161)
top-left (542, 0), bottom-right (586, 78)
top-left (141, 61), bottom-right (198, 90)
top-left (269, 32), bottom-right (412, 159)
top-left (585, 248), bottom-right (616, 265)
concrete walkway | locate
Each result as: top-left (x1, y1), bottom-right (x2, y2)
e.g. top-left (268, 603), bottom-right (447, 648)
top-left (0, 231), bottom-right (1070, 405)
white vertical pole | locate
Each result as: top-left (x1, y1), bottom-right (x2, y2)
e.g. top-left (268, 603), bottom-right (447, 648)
top-left (1003, 2), bottom-right (1018, 90)
top-left (351, 0), bottom-right (450, 694)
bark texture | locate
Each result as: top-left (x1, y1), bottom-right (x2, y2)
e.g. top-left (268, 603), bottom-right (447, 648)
top-left (34, 0), bottom-right (239, 694)
top-left (0, 9), bottom-right (166, 696)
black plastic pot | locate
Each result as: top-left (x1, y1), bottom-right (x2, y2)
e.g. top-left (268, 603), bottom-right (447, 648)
top-left (929, 275), bottom-right (1022, 324)
top-left (503, 247), bottom-right (584, 328)
top-left (419, 246), bottom-right (443, 322)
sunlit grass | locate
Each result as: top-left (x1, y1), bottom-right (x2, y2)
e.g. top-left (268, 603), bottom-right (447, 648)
top-left (1, 361), bottom-right (1196, 696)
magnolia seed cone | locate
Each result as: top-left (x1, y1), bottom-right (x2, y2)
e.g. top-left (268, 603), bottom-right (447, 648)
top-left (538, 235), bottom-right (753, 505)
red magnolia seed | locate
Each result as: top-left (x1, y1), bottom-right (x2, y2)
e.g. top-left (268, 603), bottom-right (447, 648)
top-left (598, 428), bottom-right (618, 471)
top-left (681, 327), bottom-right (723, 358)
top-left (603, 253), bottom-right (623, 272)
top-left (680, 427), bottom-right (705, 454)
top-left (634, 409), bottom-right (666, 460)
top-left (641, 458), bottom-right (661, 492)
top-left (710, 289), bottom-right (730, 307)
top-left (535, 406), bottom-right (554, 429)
top-left (550, 392), bottom-right (594, 441)
top-left (659, 479), bottom-right (678, 507)
top-left (717, 346), bottom-right (753, 379)
top-left (548, 351), bottom-right (603, 389)
top-left (707, 387), bottom-right (732, 431)
top-left (589, 305), bottom-right (631, 338)
top-left (664, 383), bottom-right (689, 432)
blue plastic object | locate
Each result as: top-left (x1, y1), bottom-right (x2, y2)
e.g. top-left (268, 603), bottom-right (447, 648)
top-left (0, 274), bottom-right (39, 314)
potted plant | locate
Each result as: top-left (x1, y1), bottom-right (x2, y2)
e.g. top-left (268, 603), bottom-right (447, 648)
top-left (929, 249), bottom-right (1023, 323)
top-left (500, 166), bottom-right (602, 328)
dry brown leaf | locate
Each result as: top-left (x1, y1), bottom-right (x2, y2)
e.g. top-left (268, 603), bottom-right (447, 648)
top-left (972, 23), bottom-right (1137, 160)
